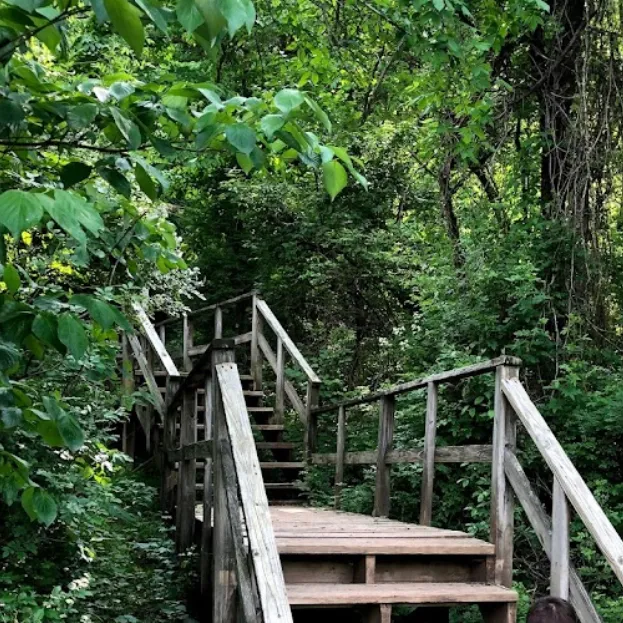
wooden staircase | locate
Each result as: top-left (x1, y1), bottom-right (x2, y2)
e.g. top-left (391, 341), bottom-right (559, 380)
top-left (125, 292), bottom-right (623, 623)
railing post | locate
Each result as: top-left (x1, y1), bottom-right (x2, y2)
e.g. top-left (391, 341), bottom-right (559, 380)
top-left (200, 371), bottom-right (214, 599)
top-left (214, 306), bottom-right (223, 339)
top-left (158, 323), bottom-right (166, 346)
top-left (182, 313), bottom-right (193, 372)
top-left (374, 395), bottom-right (395, 517)
top-left (121, 335), bottom-right (134, 455)
top-left (551, 477), bottom-right (570, 600)
top-left (334, 406), bottom-right (346, 509)
top-left (420, 381), bottom-right (438, 526)
top-left (250, 294), bottom-right (263, 391)
top-left (491, 363), bottom-right (520, 587)
top-left (275, 338), bottom-right (285, 423)
top-left (305, 381), bottom-right (320, 460)
top-left (162, 375), bottom-right (181, 514)
top-left (211, 339), bottom-right (237, 623)
top-left (176, 384), bottom-right (197, 552)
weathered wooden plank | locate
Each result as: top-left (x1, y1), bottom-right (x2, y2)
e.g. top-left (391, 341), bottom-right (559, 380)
top-left (127, 333), bottom-right (165, 415)
top-left (504, 450), bottom-right (602, 623)
top-left (214, 306), bottom-right (223, 339)
top-left (161, 375), bottom-right (181, 514)
top-left (250, 293), bottom-right (262, 391)
top-left (420, 381), bottom-right (438, 526)
top-left (188, 332), bottom-right (253, 357)
top-left (334, 406), bottom-right (346, 509)
top-left (168, 439), bottom-right (212, 461)
top-left (312, 445), bottom-right (493, 466)
top-left (275, 338), bottom-right (285, 423)
top-left (176, 386), bottom-right (196, 552)
top-left (219, 439), bottom-right (262, 622)
top-left (257, 332), bottom-right (305, 420)
top-left (502, 377), bottom-right (623, 586)
top-left (491, 365), bottom-right (519, 587)
top-left (200, 373), bottom-right (213, 597)
top-left (182, 314), bottom-right (193, 372)
top-left (551, 477), bottom-right (570, 600)
top-left (305, 381), bottom-right (320, 460)
top-left (374, 395), bottom-right (395, 517)
top-left (212, 345), bottom-right (237, 623)
top-left (312, 356), bottom-right (523, 415)
top-left (217, 362), bottom-right (293, 623)
top-left (256, 298), bottom-right (321, 383)
top-left (132, 303), bottom-right (179, 376)
top-left (286, 583), bottom-right (516, 606)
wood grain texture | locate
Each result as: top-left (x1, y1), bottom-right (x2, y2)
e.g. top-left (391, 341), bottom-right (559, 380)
top-left (175, 386), bottom-right (196, 552)
top-left (217, 362), bottom-right (293, 623)
top-left (131, 303), bottom-right (179, 376)
top-left (502, 377), bottom-right (623, 586)
top-left (305, 381), bottom-right (320, 460)
top-left (491, 365), bottom-right (519, 587)
top-left (256, 298), bottom-right (320, 383)
top-left (275, 338), bottom-right (285, 423)
top-left (182, 314), bottom-right (193, 372)
top-left (504, 451), bottom-right (601, 623)
top-left (214, 306), bottom-right (223, 339)
top-left (420, 382), bottom-right (438, 526)
top-left (127, 334), bottom-right (165, 415)
top-left (250, 293), bottom-right (262, 391)
top-left (286, 582), bottom-right (517, 606)
top-left (551, 476), bottom-right (570, 600)
top-left (374, 395), bottom-right (395, 517)
top-left (258, 332), bottom-right (305, 420)
top-left (313, 356), bottom-right (522, 414)
top-left (312, 445), bottom-right (493, 466)
top-left (334, 405), bottom-right (346, 509)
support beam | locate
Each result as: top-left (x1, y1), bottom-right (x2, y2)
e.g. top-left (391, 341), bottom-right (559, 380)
top-left (374, 395), bottom-right (395, 517)
top-left (420, 381), bottom-right (438, 526)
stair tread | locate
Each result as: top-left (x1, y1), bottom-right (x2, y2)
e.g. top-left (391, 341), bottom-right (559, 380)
top-left (248, 407), bottom-right (274, 412)
top-left (286, 582), bottom-right (517, 606)
top-left (256, 442), bottom-right (296, 449)
top-left (260, 462), bottom-right (305, 469)
top-left (253, 425), bottom-right (285, 431)
top-left (265, 482), bottom-right (305, 490)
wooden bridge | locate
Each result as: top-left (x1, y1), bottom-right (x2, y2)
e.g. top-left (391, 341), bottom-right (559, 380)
top-left (123, 291), bottom-right (623, 623)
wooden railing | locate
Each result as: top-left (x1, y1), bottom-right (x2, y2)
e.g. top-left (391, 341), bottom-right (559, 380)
top-left (312, 357), bottom-right (622, 622)
top-left (151, 291), bottom-right (321, 457)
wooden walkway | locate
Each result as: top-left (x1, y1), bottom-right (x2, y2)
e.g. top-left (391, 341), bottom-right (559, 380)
top-left (196, 504), bottom-right (517, 620)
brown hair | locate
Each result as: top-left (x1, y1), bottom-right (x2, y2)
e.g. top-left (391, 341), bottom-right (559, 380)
top-left (527, 597), bottom-right (578, 623)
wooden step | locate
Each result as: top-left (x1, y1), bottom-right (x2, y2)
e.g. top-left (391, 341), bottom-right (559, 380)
top-left (260, 462), bottom-right (305, 470)
top-left (265, 482), bottom-right (305, 491)
top-left (252, 424), bottom-right (285, 431)
top-left (244, 390), bottom-right (264, 399)
top-left (248, 407), bottom-right (274, 415)
top-left (256, 442), bottom-right (296, 450)
top-left (286, 582), bottom-right (517, 606)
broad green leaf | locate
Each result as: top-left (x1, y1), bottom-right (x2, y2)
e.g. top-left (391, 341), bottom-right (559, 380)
top-left (0, 99), bottom-right (25, 127)
top-left (1, 407), bottom-right (23, 428)
top-left (304, 96), bottom-right (331, 133)
top-left (21, 486), bottom-right (37, 520)
top-left (274, 89), bottom-right (305, 114)
top-left (0, 342), bottom-right (20, 369)
top-left (37, 420), bottom-right (64, 447)
top-left (109, 81), bottom-right (135, 101)
top-left (236, 152), bottom-right (253, 174)
top-left (322, 160), bottom-right (347, 200)
top-left (176, 0), bottom-right (204, 32)
top-left (195, 0), bottom-right (226, 42)
top-left (32, 489), bottom-right (57, 527)
top-left (57, 313), bottom-right (88, 360)
top-left (217, 0), bottom-right (255, 36)
top-left (32, 314), bottom-right (64, 352)
top-left (260, 114), bottom-right (285, 139)
top-left (0, 191), bottom-right (44, 239)
top-left (70, 294), bottom-right (129, 330)
top-left (98, 167), bottom-right (132, 198)
top-left (57, 411), bottom-right (85, 452)
top-left (135, 0), bottom-right (169, 33)
top-left (225, 124), bottom-right (256, 155)
top-left (111, 108), bottom-right (142, 150)
top-left (135, 164), bottom-right (158, 201)
top-left (432, 0), bottom-right (444, 9)
top-left (3, 264), bottom-right (21, 294)
top-left (66, 104), bottom-right (98, 130)
top-left (103, 0), bottom-right (145, 56)
top-left (60, 162), bottom-right (92, 188)
top-left (45, 191), bottom-right (104, 244)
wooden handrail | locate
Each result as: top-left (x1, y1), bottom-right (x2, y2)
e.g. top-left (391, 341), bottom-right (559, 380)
top-left (312, 355), bottom-right (521, 414)
top-left (502, 377), bottom-right (623, 587)
top-left (155, 290), bottom-right (259, 327)
top-left (255, 297), bottom-right (321, 384)
top-left (216, 362), bottom-right (293, 623)
top-left (132, 303), bottom-right (180, 376)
